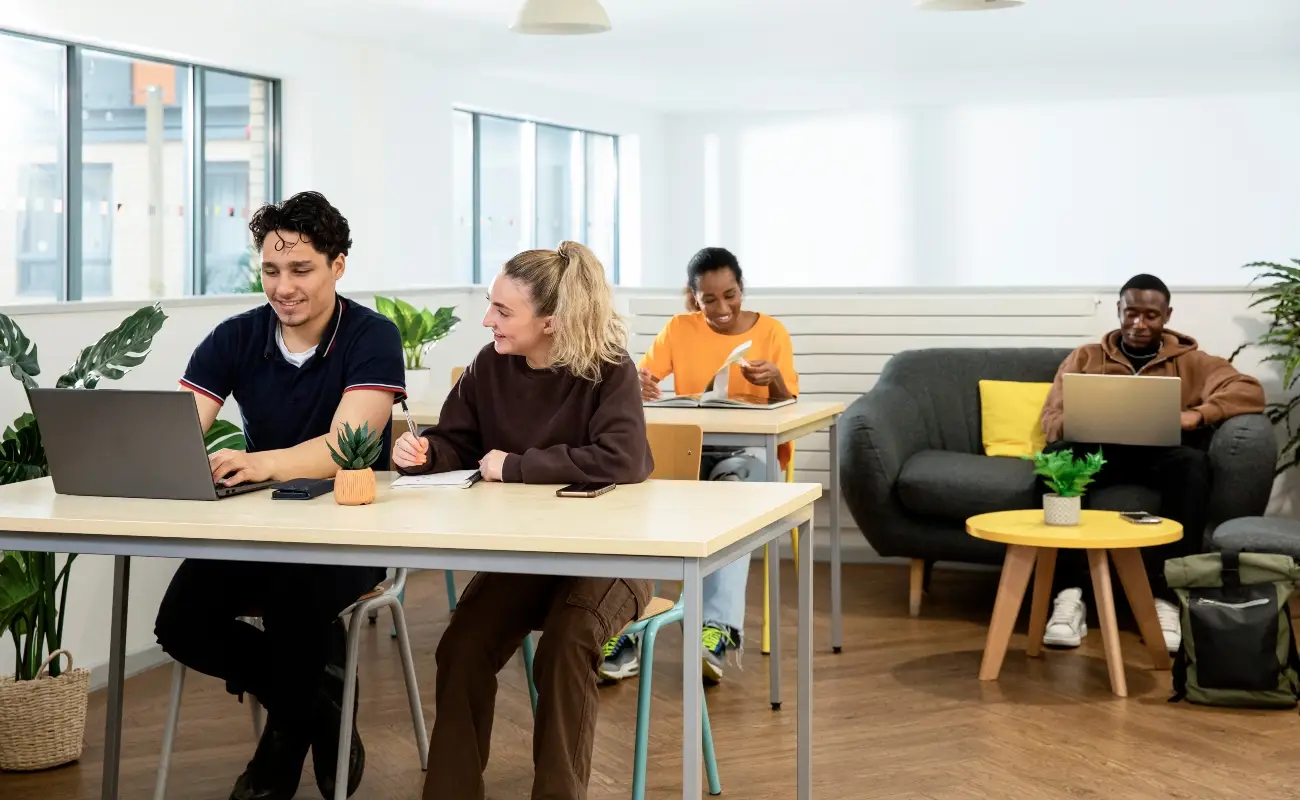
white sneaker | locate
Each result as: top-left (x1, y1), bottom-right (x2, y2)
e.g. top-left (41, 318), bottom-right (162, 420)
top-left (1153, 598), bottom-right (1182, 653)
top-left (1043, 587), bottom-right (1087, 648)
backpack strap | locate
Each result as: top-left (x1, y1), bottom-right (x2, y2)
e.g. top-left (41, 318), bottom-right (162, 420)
top-left (1221, 550), bottom-right (1241, 590)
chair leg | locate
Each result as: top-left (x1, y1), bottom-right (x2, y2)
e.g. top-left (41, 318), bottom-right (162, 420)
top-left (390, 598), bottom-right (430, 770)
top-left (153, 661), bottom-right (187, 800)
top-left (631, 624), bottom-right (660, 800)
top-left (521, 634), bottom-right (538, 717)
top-left (790, 526), bottom-right (800, 575)
top-left (334, 614), bottom-right (365, 800)
top-left (908, 559), bottom-right (926, 617)
top-left (701, 693), bottom-right (722, 796)
top-left (390, 586), bottom-right (405, 639)
top-left (445, 571), bottom-right (458, 611)
top-left (762, 544), bottom-right (771, 655)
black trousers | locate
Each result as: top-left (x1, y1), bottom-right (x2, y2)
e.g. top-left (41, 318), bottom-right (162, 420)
top-left (154, 560), bottom-right (383, 729)
top-left (1043, 438), bottom-right (1210, 601)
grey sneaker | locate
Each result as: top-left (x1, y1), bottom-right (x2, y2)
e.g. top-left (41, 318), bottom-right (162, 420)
top-left (701, 625), bottom-right (739, 684)
top-left (598, 634), bottom-right (640, 682)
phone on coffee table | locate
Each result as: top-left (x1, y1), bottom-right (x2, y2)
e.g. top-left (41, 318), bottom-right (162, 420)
top-left (1119, 511), bottom-right (1162, 524)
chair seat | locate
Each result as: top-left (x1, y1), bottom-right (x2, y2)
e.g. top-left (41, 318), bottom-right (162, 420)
top-left (620, 596), bottom-right (676, 635)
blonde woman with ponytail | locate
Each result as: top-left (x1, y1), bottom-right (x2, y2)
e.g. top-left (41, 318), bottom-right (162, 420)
top-left (391, 241), bottom-right (653, 800)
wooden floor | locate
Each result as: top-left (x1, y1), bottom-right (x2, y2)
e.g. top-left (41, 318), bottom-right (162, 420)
top-left (3, 561), bottom-right (1299, 799)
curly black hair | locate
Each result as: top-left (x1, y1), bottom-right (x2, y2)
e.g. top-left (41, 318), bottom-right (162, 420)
top-left (248, 191), bottom-right (352, 264)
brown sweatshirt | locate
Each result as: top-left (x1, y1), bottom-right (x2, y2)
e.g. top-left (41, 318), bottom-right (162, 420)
top-left (402, 344), bottom-right (654, 484)
top-left (1040, 329), bottom-right (1266, 442)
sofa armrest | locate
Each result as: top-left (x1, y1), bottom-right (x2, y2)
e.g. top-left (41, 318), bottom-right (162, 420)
top-left (1206, 413), bottom-right (1277, 526)
top-left (840, 384), bottom-right (931, 509)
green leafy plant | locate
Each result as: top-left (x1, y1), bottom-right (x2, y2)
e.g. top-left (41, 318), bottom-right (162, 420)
top-left (203, 419), bottom-right (246, 453)
top-left (1231, 259), bottom-right (1300, 474)
top-left (374, 296), bottom-right (459, 370)
top-left (327, 422), bottom-right (382, 471)
top-left (1024, 448), bottom-right (1106, 497)
top-left (0, 304), bottom-right (167, 680)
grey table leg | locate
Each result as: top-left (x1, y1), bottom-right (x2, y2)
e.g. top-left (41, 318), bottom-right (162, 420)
top-left (768, 514), bottom-right (783, 710)
top-left (682, 559), bottom-right (704, 799)
top-left (829, 418), bottom-right (843, 653)
top-left (797, 518), bottom-right (814, 799)
top-left (102, 555), bottom-right (131, 800)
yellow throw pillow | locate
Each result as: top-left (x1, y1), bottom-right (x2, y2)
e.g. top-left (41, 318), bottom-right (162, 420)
top-left (978, 379), bottom-right (1053, 458)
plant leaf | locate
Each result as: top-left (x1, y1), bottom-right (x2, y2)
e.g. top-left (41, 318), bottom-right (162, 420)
top-left (0, 414), bottom-right (46, 485)
top-left (0, 552), bottom-right (40, 636)
top-left (56, 304), bottom-right (168, 389)
top-left (0, 314), bottom-right (40, 389)
top-left (203, 420), bottom-right (246, 454)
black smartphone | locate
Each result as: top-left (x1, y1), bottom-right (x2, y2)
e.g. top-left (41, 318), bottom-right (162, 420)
top-left (556, 481), bottom-right (616, 498)
top-left (272, 477), bottom-right (335, 500)
top-left (1119, 511), bottom-right (1161, 524)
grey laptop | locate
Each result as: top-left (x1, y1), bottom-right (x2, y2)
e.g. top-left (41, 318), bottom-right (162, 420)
top-left (1061, 373), bottom-right (1182, 447)
top-left (27, 388), bottom-right (274, 500)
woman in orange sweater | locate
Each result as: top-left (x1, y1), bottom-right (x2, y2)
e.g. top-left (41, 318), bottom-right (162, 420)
top-left (600, 246), bottom-right (798, 685)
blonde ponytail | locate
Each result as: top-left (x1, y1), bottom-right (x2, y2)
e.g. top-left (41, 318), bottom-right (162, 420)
top-left (502, 241), bottom-right (627, 382)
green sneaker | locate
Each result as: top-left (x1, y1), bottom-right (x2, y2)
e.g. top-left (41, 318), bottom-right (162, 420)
top-left (598, 633), bottom-right (640, 682)
top-left (701, 625), bottom-right (738, 684)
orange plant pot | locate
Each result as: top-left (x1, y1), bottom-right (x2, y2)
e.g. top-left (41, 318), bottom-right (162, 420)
top-left (335, 468), bottom-right (376, 506)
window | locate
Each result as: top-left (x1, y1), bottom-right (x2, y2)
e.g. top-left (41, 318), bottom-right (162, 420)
top-left (456, 110), bottom-right (619, 283)
top-left (0, 28), bottom-right (280, 302)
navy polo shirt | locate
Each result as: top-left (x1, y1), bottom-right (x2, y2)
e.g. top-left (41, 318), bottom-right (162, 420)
top-left (180, 295), bottom-right (405, 467)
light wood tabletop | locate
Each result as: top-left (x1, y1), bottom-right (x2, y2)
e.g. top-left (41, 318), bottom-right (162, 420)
top-left (398, 399), bottom-right (844, 437)
top-left (0, 474), bottom-right (821, 559)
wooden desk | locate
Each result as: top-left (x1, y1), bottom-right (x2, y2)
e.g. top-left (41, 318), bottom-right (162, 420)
top-left (399, 399), bottom-right (847, 659)
top-left (0, 475), bottom-right (820, 800)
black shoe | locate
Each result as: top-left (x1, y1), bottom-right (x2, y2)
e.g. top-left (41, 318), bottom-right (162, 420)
top-left (311, 664), bottom-right (365, 799)
top-left (229, 714), bottom-right (309, 800)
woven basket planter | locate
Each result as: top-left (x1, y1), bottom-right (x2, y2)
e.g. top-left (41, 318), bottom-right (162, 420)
top-left (0, 650), bottom-right (90, 771)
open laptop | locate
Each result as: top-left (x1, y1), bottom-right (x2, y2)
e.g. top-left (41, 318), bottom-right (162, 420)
top-left (1061, 373), bottom-right (1182, 447)
top-left (27, 388), bottom-right (274, 500)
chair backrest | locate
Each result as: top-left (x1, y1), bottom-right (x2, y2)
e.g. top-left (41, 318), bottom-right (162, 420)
top-left (646, 423), bottom-right (703, 480)
top-left (451, 366), bottom-right (465, 385)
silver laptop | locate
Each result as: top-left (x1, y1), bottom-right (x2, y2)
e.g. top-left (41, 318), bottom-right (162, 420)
top-left (27, 388), bottom-right (274, 500)
top-left (1062, 373), bottom-right (1181, 447)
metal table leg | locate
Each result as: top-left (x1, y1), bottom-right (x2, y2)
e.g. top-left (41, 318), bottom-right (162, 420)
top-left (682, 559), bottom-right (704, 798)
top-left (829, 418), bottom-right (843, 653)
top-left (102, 555), bottom-right (131, 800)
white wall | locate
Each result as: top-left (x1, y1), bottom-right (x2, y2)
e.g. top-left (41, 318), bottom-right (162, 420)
top-left (0, 0), bottom-right (667, 291)
top-left (658, 65), bottom-right (1300, 289)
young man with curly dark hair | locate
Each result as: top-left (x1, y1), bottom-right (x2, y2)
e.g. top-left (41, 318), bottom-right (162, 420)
top-left (153, 191), bottom-right (406, 800)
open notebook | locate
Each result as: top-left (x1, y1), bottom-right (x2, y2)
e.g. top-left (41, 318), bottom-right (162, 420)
top-left (391, 469), bottom-right (481, 489)
top-left (643, 339), bottom-right (797, 410)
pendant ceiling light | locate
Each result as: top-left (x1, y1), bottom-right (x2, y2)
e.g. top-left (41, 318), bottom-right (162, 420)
top-left (511, 0), bottom-right (612, 34)
top-left (916, 0), bottom-right (1026, 9)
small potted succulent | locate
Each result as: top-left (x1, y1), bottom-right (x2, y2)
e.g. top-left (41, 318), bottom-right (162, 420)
top-left (328, 422), bottom-right (383, 506)
top-left (1025, 448), bottom-right (1106, 526)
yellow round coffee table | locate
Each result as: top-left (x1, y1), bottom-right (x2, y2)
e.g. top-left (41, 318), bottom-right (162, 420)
top-left (966, 509), bottom-right (1183, 697)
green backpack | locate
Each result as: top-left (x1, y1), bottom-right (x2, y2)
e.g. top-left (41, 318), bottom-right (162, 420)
top-left (1164, 550), bottom-right (1300, 709)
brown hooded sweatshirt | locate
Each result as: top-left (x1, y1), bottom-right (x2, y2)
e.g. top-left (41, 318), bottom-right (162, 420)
top-left (1040, 329), bottom-right (1265, 443)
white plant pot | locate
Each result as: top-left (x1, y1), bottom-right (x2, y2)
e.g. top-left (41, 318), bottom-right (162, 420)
top-left (1043, 493), bottom-right (1081, 526)
top-left (404, 368), bottom-right (433, 403)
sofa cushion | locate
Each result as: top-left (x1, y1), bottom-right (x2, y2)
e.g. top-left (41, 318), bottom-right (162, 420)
top-left (978, 379), bottom-right (1053, 457)
top-left (897, 450), bottom-right (1038, 521)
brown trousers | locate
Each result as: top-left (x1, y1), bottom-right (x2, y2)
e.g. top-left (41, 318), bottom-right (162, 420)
top-left (423, 573), bottom-right (651, 800)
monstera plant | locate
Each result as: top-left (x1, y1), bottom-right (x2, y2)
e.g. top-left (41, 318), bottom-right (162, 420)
top-left (0, 304), bottom-right (167, 680)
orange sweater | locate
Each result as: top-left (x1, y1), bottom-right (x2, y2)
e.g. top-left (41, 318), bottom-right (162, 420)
top-left (639, 312), bottom-right (800, 466)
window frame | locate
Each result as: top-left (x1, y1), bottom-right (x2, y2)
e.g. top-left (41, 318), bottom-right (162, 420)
top-left (1, 26), bottom-right (282, 301)
top-left (458, 109), bottom-right (620, 285)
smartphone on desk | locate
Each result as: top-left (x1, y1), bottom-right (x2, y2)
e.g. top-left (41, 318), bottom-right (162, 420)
top-left (1119, 511), bottom-right (1161, 524)
top-left (556, 482), bottom-right (615, 498)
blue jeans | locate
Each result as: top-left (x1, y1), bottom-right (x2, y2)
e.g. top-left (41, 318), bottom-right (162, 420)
top-left (700, 448), bottom-right (768, 640)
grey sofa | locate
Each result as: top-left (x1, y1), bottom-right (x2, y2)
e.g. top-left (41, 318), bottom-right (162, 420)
top-left (839, 347), bottom-right (1278, 615)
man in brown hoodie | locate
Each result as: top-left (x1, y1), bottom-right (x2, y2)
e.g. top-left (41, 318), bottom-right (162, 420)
top-left (1037, 273), bottom-right (1265, 654)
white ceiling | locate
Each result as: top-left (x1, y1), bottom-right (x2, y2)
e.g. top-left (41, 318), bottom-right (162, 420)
top-left (277, 0), bottom-right (1300, 110)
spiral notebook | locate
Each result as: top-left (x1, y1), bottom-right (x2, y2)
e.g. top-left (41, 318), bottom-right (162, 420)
top-left (391, 469), bottom-right (481, 489)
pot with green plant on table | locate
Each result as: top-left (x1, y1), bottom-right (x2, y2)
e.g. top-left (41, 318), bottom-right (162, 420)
top-left (330, 421), bottom-right (383, 506)
top-left (0, 304), bottom-right (167, 771)
top-left (1025, 448), bottom-right (1106, 526)
top-left (374, 296), bottom-right (459, 403)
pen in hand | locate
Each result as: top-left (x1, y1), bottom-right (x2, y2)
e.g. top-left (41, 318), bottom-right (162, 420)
top-left (399, 399), bottom-right (419, 440)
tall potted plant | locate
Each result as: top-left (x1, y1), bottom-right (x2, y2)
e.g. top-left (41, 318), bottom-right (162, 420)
top-left (1025, 448), bottom-right (1106, 526)
top-left (373, 296), bottom-right (459, 402)
top-left (1231, 258), bottom-right (1300, 474)
top-left (0, 304), bottom-right (167, 771)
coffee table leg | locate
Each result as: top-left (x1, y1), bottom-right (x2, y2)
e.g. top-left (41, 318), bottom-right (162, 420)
top-left (1110, 548), bottom-right (1173, 670)
top-left (1026, 548), bottom-right (1058, 658)
top-left (1086, 550), bottom-right (1127, 697)
top-left (979, 544), bottom-right (1037, 681)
